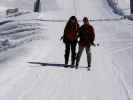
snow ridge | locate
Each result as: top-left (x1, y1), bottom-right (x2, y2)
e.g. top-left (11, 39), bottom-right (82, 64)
top-left (107, 0), bottom-right (133, 20)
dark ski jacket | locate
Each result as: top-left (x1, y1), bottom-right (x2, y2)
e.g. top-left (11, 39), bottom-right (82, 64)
top-left (78, 24), bottom-right (95, 47)
top-left (63, 22), bottom-right (79, 43)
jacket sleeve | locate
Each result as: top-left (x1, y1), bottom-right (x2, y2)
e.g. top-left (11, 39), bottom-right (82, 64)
top-left (90, 26), bottom-right (95, 45)
top-left (92, 26), bottom-right (95, 41)
top-left (91, 26), bottom-right (95, 45)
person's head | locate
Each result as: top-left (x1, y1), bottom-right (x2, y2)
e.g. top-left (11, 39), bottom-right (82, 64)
top-left (83, 17), bottom-right (89, 24)
top-left (69, 16), bottom-right (77, 24)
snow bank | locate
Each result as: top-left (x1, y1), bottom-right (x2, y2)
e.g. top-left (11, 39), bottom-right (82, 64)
top-left (107, 0), bottom-right (125, 15)
top-left (0, 0), bottom-right (34, 12)
top-left (106, 0), bottom-right (133, 20)
top-left (0, 13), bottom-right (43, 53)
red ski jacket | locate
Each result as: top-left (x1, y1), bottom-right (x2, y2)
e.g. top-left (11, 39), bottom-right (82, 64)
top-left (63, 22), bottom-right (79, 42)
top-left (78, 24), bottom-right (95, 47)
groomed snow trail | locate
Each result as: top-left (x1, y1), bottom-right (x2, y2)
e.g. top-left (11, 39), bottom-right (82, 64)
top-left (0, 0), bottom-right (133, 100)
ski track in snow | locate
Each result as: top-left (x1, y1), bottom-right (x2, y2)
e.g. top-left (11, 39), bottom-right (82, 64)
top-left (0, 0), bottom-right (133, 100)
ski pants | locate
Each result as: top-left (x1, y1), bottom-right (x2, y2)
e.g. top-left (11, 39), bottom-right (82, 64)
top-left (76, 45), bottom-right (91, 67)
top-left (64, 41), bottom-right (77, 65)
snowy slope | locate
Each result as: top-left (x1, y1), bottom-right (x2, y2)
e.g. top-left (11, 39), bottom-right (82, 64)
top-left (0, 13), bottom-right (43, 52)
top-left (118, 0), bottom-right (130, 10)
top-left (108, 0), bottom-right (130, 15)
top-left (0, 0), bottom-right (59, 18)
top-left (0, 0), bottom-right (34, 12)
top-left (0, 0), bottom-right (133, 100)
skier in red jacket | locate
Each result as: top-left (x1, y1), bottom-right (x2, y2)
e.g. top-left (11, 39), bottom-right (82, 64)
top-left (62, 16), bottom-right (79, 67)
top-left (76, 17), bottom-right (95, 70)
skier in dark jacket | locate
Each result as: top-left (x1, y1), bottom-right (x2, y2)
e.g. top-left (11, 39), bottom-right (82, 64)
top-left (76, 17), bottom-right (95, 70)
top-left (62, 16), bottom-right (79, 67)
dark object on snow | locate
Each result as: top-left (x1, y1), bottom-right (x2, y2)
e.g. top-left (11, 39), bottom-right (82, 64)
top-left (76, 17), bottom-right (95, 69)
top-left (0, 20), bottom-right (13, 26)
top-left (62, 16), bottom-right (79, 66)
top-left (6, 8), bottom-right (18, 15)
top-left (34, 0), bottom-right (41, 12)
top-left (130, 0), bottom-right (133, 13)
top-left (0, 39), bottom-right (10, 49)
top-left (0, 39), bottom-right (10, 46)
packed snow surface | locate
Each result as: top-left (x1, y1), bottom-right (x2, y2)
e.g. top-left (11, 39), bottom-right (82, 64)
top-left (0, 0), bottom-right (133, 100)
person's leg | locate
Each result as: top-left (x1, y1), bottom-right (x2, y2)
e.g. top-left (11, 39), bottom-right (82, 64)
top-left (64, 42), bottom-right (70, 66)
top-left (86, 46), bottom-right (91, 68)
top-left (76, 46), bottom-right (84, 69)
top-left (71, 42), bottom-right (77, 66)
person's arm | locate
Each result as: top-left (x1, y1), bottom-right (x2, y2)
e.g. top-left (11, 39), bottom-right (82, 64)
top-left (90, 26), bottom-right (95, 46)
top-left (60, 24), bottom-right (67, 41)
top-left (92, 26), bottom-right (95, 42)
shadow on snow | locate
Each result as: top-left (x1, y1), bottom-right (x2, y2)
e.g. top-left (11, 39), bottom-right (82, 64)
top-left (28, 62), bottom-right (88, 68)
